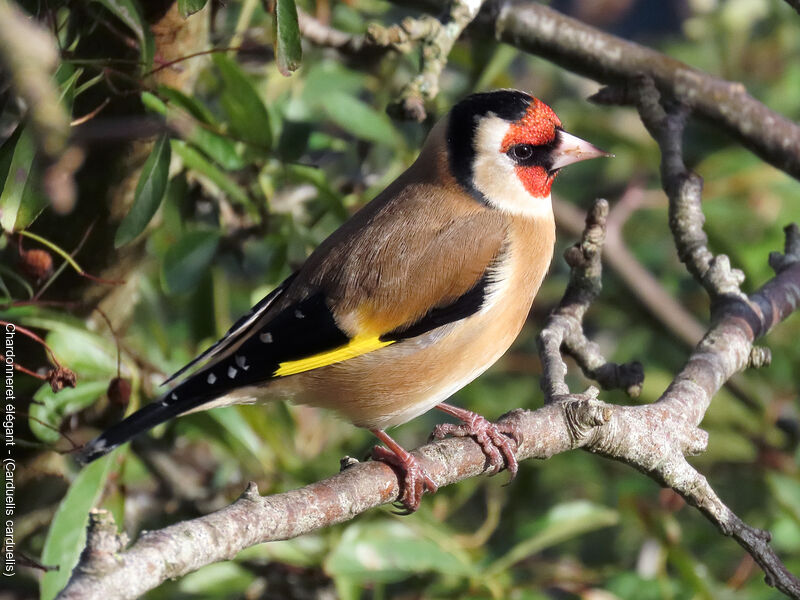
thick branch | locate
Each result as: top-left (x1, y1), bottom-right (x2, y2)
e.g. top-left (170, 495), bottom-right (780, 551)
top-left (540, 221), bottom-right (800, 598)
top-left (57, 402), bottom-right (578, 600)
top-left (597, 76), bottom-right (751, 302)
top-left (57, 5), bottom-right (800, 597)
top-left (58, 218), bottom-right (800, 600)
top-left (298, 9), bottom-right (388, 56)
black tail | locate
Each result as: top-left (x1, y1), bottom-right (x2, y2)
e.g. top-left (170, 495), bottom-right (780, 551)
top-left (78, 397), bottom-right (188, 464)
top-left (78, 282), bottom-right (312, 464)
top-left (77, 368), bottom-right (222, 464)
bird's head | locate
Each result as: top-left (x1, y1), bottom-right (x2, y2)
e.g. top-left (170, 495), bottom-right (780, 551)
top-left (446, 90), bottom-right (610, 217)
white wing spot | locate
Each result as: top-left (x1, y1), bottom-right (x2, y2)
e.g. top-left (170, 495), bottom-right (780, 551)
top-left (160, 400), bottom-right (168, 407)
top-left (260, 332), bottom-right (273, 343)
top-left (235, 355), bottom-right (247, 368)
top-left (294, 309), bottom-right (304, 319)
top-left (171, 393), bottom-right (178, 401)
top-left (228, 365), bottom-right (238, 379)
top-left (207, 372), bottom-right (217, 385)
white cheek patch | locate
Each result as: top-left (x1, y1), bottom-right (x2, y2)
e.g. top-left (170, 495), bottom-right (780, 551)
top-left (472, 115), bottom-right (552, 219)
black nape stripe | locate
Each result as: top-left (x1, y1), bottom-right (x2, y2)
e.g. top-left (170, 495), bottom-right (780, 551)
top-left (447, 90), bottom-right (532, 204)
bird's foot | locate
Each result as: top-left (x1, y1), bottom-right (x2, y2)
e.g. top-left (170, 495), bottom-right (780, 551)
top-left (370, 430), bottom-right (437, 513)
top-left (432, 403), bottom-right (521, 478)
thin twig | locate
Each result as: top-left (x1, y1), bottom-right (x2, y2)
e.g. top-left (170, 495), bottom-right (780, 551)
top-left (553, 195), bottom-right (707, 347)
top-left (402, 0), bottom-right (800, 180)
top-left (298, 9), bottom-right (385, 55)
top-left (538, 200), bottom-right (644, 401)
top-left (386, 0), bottom-right (488, 121)
top-left (20, 230), bottom-right (124, 287)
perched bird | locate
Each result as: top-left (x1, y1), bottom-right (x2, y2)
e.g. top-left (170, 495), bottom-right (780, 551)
top-left (79, 90), bottom-right (609, 511)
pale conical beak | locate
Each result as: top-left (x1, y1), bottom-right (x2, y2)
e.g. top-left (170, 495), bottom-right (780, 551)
top-left (549, 130), bottom-right (613, 172)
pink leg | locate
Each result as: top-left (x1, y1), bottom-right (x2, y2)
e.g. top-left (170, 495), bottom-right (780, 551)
top-left (431, 403), bottom-right (521, 478)
top-left (371, 429), bottom-right (438, 513)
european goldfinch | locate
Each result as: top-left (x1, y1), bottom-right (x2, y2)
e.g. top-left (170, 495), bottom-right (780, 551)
top-left (79, 90), bottom-right (608, 511)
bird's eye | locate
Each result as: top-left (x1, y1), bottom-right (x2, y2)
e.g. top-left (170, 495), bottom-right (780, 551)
top-left (509, 144), bottom-right (534, 162)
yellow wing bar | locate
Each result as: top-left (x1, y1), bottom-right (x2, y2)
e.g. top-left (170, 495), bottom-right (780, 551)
top-left (274, 334), bottom-right (394, 377)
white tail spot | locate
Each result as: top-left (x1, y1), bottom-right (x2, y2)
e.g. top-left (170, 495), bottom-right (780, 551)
top-left (207, 372), bottom-right (217, 384)
top-left (228, 366), bottom-right (238, 379)
top-left (294, 309), bottom-right (304, 319)
top-left (260, 332), bottom-right (273, 343)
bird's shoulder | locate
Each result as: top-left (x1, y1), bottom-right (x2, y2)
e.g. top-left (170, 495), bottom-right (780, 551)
top-left (283, 179), bottom-right (510, 336)
top-left (165, 175), bottom-right (510, 387)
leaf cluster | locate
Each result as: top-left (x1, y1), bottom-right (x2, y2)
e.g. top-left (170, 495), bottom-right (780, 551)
top-left (1, 1), bottom-right (799, 599)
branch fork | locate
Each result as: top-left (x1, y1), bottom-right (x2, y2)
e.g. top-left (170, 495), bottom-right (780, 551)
top-left (56, 2), bottom-right (800, 598)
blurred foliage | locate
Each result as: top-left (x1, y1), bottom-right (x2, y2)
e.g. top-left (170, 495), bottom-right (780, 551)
top-left (2, 0), bottom-right (799, 599)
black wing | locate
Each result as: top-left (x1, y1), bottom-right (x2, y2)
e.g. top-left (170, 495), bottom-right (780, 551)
top-left (79, 257), bottom-right (500, 464)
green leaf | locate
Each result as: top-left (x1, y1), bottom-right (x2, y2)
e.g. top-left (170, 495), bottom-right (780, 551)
top-left (0, 124), bottom-right (24, 202)
top-left (768, 473), bottom-right (800, 524)
top-left (40, 454), bottom-right (115, 600)
top-left (91, 0), bottom-right (154, 67)
top-left (276, 120), bottom-right (311, 162)
top-left (56, 63), bottom-right (82, 112)
top-left (115, 133), bottom-right (172, 247)
top-left (178, 0), bottom-right (207, 18)
top-left (188, 127), bottom-right (246, 171)
top-left (0, 124), bottom-right (47, 232)
top-left (158, 88), bottom-right (245, 170)
top-left (140, 90), bottom-right (168, 115)
top-left (211, 54), bottom-right (272, 151)
top-left (485, 500), bottom-right (619, 576)
top-left (171, 140), bottom-right (250, 204)
top-left (158, 86), bottom-right (214, 123)
top-left (30, 381), bottom-right (110, 444)
top-left (178, 562), bottom-right (253, 595)
top-left (206, 407), bottom-right (275, 468)
top-left (302, 63), bottom-right (365, 109)
top-left (323, 92), bottom-right (397, 145)
top-left (274, 0), bottom-right (302, 76)
top-left (284, 163), bottom-right (347, 220)
top-left (325, 520), bottom-right (471, 583)
top-left (47, 327), bottom-right (118, 379)
top-left (1, 305), bottom-right (97, 338)
top-left (162, 229), bottom-right (220, 294)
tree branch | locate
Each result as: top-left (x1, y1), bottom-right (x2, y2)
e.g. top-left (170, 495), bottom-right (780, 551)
top-left (58, 4), bottom-right (800, 598)
top-left (384, 0), bottom-right (488, 121)
top-left (538, 199), bottom-right (644, 401)
top-left (58, 206), bottom-right (800, 599)
top-left (297, 9), bottom-right (388, 56)
top-left (540, 203), bottom-right (800, 598)
top-left (594, 76), bottom-right (752, 302)
top-left (553, 194), bottom-right (708, 348)
top-left (401, 0), bottom-right (800, 180)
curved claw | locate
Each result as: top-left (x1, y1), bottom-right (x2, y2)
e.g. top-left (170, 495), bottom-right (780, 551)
top-left (432, 404), bottom-right (521, 480)
top-left (371, 445), bottom-right (437, 512)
